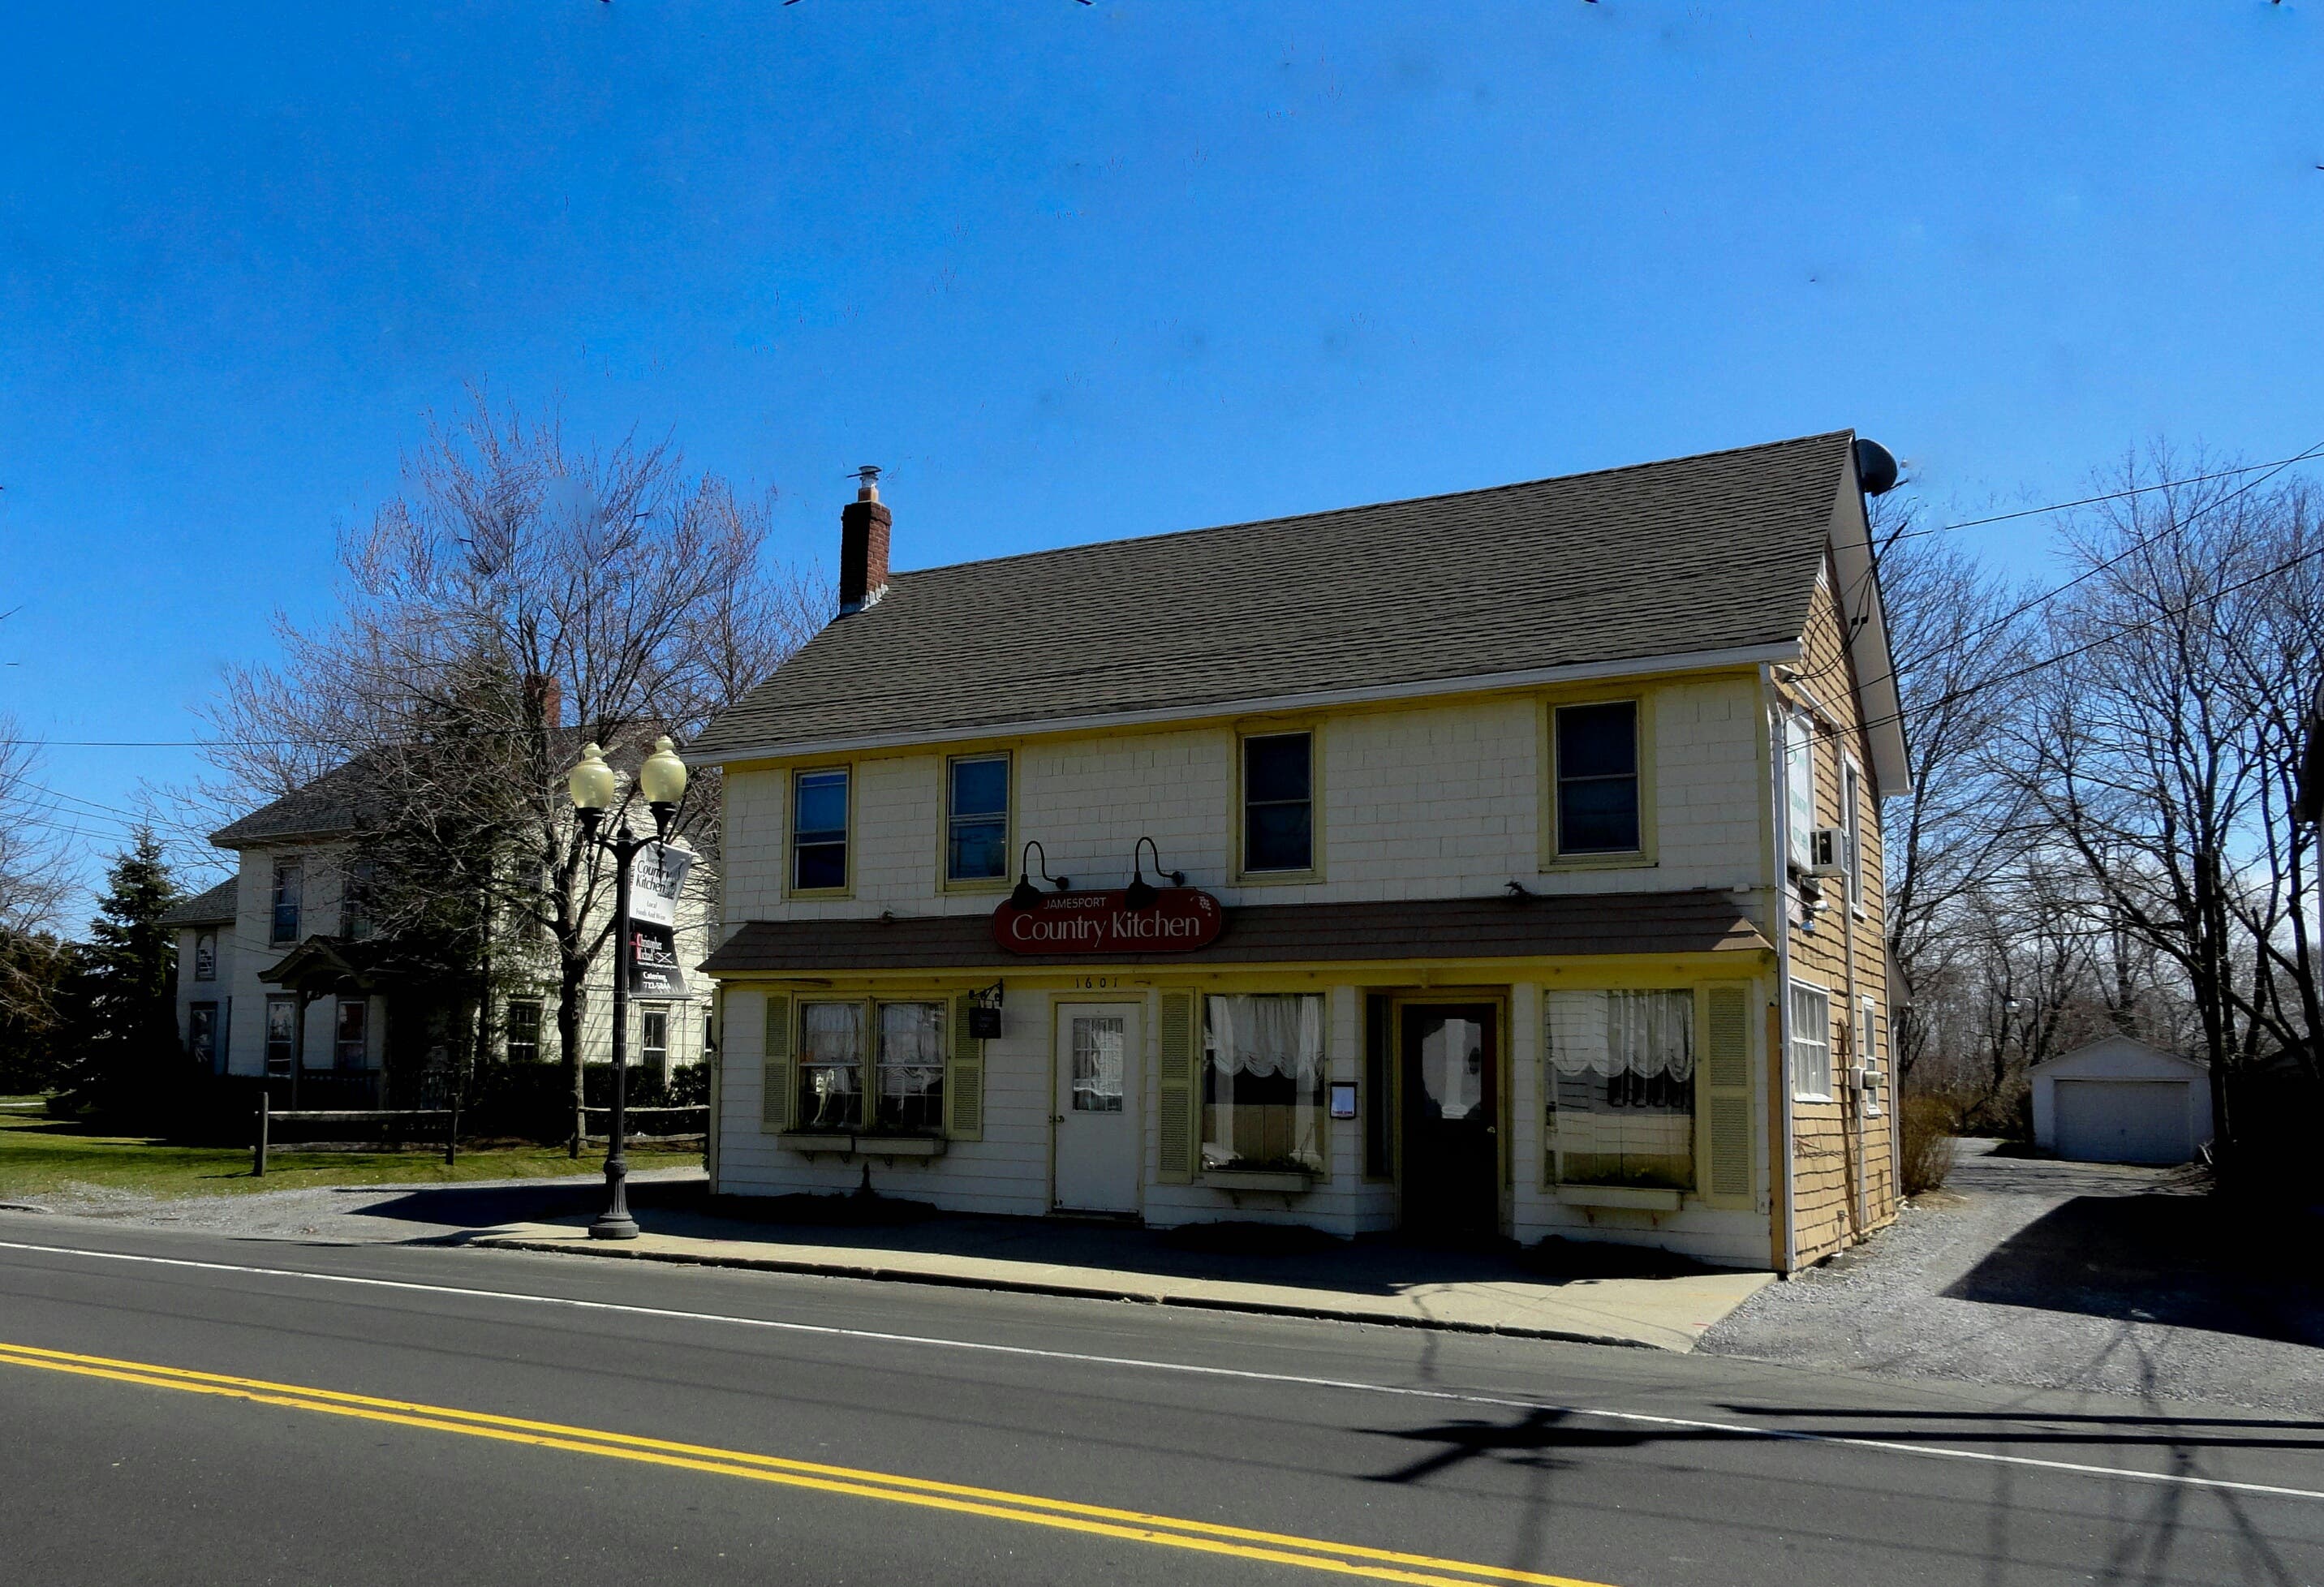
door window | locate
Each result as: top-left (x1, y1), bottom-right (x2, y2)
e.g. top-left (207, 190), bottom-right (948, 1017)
top-left (334, 999), bottom-right (369, 1071)
top-left (188, 1004), bottom-right (219, 1071)
top-left (265, 996), bottom-right (297, 1075)
top-left (1069, 1016), bottom-right (1126, 1113)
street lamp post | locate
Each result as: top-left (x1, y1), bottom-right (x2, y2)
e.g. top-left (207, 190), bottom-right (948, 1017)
top-left (566, 736), bottom-right (688, 1241)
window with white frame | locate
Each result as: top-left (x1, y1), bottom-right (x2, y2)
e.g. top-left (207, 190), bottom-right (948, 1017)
top-left (1788, 983), bottom-right (1832, 1100)
top-left (1201, 993), bottom-right (1326, 1172)
top-left (1544, 990), bottom-right (1695, 1190)
top-left (1785, 716), bottom-right (1816, 871)
top-left (640, 1008), bottom-right (671, 1073)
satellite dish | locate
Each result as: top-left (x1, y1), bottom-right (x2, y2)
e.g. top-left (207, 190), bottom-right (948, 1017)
top-left (1854, 438), bottom-right (1900, 497)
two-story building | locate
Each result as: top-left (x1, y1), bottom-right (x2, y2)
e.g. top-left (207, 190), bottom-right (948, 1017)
top-left (693, 431), bottom-right (1909, 1271)
top-left (166, 755), bottom-right (717, 1103)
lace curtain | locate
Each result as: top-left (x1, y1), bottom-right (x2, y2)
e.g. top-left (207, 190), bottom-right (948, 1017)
top-left (1546, 991), bottom-right (1694, 1082)
top-left (878, 1002), bottom-right (945, 1100)
top-left (1204, 993), bottom-right (1325, 1080)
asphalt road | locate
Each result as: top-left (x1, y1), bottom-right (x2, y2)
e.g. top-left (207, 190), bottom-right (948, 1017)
top-left (1, 1213), bottom-right (2318, 1587)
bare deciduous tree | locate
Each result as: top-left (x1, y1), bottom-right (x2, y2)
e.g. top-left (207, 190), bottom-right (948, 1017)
top-left (202, 390), bottom-right (827, 1127)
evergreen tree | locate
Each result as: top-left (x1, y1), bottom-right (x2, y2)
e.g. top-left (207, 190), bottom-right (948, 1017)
top-left (58, 830), bottom-right (183, 1124)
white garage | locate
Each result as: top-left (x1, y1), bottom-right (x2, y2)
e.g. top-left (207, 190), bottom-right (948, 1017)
top-left (2030, 1037), bottom-right (2212, 1165)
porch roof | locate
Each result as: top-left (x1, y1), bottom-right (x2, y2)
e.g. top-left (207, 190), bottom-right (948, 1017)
top-left (701, 889), bottom-right (1771, 975)
top-left (258, 935), bottom-right (407, 993)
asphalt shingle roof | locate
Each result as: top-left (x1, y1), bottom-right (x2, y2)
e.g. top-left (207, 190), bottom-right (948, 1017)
top-left (209, 757), bottom-right (382, 848)
top-left (157, 877), bottom-right (238, 927)
top-left (694, 431), bottom-right (1856, 758)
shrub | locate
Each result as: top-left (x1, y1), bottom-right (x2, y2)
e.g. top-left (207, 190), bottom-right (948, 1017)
top-left (1900, 1094), bottom-right (1959, 1196)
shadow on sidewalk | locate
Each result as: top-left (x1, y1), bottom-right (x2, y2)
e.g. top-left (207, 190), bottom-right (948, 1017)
top-left (353, 1177), bottom-right (1719, 1298)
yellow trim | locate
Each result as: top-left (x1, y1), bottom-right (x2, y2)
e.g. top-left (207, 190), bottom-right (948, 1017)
top-left (790, 992), bottom-right (954, 1139)
top-left (937, 749), bottom-right (1014, 897)
top-left (784, 763), bottom-right (856, 901)
top-left (712, 951), bottom-right (1775, 995)
top-left (1539, 691), bottom-right (1658, 872)
top-left (0, 1341), bottom-right (1619, 1587)
top-left (1233, 720), bottom-right (1325, 884)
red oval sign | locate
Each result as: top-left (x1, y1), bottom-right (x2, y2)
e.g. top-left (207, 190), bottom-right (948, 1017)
top-left (991, 887), bottom-right (1223, 956)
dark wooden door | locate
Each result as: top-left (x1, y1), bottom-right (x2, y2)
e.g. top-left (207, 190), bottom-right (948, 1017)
top-left (1400, 1004), bottom-right (1500, 1238)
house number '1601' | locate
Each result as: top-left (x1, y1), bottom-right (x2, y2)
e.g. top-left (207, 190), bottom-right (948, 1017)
top-left (1074, 976), bottom-right (1121, 990)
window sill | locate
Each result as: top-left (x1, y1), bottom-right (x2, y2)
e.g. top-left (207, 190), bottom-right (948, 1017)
top-left (1201, 1168), bottom-right (1319, 1193)
top-left (777, 1130), bottom-right (946, 1159)
top-left (1555, 1184), bottom-right (1683, 1212)
top-left (1540, 852), bottom-right (1655, 873)
top-left (1233, 870), bottom-right (1323, 888)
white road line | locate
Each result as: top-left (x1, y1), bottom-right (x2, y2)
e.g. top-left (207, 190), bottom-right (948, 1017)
top-left (2, 1235), bottom-right (2318, 1505)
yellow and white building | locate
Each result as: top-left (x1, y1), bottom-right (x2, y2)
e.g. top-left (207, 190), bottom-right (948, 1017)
top-left (694, 432), bottom-right (1909, 1271)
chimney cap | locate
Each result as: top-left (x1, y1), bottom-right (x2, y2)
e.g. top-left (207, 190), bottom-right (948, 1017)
top-left (851, 464), bottom-right (882, 502)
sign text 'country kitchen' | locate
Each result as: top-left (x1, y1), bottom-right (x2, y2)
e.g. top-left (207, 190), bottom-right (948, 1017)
top-left (991, 888), bottom-right (1223, 955)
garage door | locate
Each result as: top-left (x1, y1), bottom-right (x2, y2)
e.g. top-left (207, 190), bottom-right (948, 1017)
top-left (2053, 1079), bottom-right (2194, 1165)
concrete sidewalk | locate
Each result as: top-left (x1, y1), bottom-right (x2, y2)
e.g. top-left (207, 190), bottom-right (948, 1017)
top-left (468, 1204), bottom-right (1772, 1352)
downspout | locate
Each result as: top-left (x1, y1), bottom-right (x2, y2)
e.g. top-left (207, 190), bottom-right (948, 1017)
top-left (1841, 851), bottom-right (1865, 1242)
top-left (1762, 665), bottom-right (1798, 1275)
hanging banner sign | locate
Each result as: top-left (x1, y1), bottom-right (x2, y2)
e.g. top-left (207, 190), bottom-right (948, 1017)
top-left (991, 887), bottom-right (1224, 956)
top-left (629, 843), bottom-right (692, 996)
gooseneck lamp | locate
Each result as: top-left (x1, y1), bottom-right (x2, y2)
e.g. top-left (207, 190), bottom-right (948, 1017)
top-left (1011, 840), bottom-right (1069, 910)
top-left (1122, 836), bottom-right (1186, 911)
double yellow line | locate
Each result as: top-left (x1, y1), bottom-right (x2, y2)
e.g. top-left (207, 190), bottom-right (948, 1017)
top-left (0, 1340), bottom-right (1619, 1587)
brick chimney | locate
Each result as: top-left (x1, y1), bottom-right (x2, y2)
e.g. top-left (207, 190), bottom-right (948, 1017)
top-left (837, 467), bottom-right (891, 617)
top-left (523, 673), bottom-right (562, 731)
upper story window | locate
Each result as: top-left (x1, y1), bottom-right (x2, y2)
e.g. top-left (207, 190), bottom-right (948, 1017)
top-left (270, 859), bottom-right (303, 944)
top-left (791, 768), bottom-right (850, 892)
top-left (342, 858), bottom-right (377, 940)
top-left (1784, 716), bottom-right (1817, 871)
top-left (945, 755), bottom-right (1009, 884)
top-left (1553, 702), bottom-right (1642, 855)
top-left (1242, 732), bottom-right (1314, 874)
top-left (192, 929), bottom-right (217, 981)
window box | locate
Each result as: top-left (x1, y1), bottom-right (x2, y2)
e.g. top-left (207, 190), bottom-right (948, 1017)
top-left (1556, 1183), bottom-right (1682, 1213)
top-left (1201, 1167), bottom-right (1317, 1193)
top-left (776, 1131), bottom-right (946, 1159)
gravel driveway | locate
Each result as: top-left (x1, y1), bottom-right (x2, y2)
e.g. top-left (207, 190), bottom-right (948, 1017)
top-left (1700, 1139), bottom-right (2324, 1412)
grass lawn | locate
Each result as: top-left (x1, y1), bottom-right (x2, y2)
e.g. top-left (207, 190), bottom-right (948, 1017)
top-left (0, 1106), bottom-right (700, 1204)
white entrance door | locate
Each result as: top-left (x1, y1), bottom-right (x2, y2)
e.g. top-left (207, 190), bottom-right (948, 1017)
top-left (1054, 1002), bottom-right (1143, 1213)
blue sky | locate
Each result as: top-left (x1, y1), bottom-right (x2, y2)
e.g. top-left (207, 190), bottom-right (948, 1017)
top-left (2, 2), bottom-right (2319, 902)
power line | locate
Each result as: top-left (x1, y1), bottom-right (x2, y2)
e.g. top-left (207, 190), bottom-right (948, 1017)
top-left (1885, 445), bottom-right (2324, 544)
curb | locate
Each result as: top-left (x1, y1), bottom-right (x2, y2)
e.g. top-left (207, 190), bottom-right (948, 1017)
top-left (468, 1234), bottom-right (1668, 1351)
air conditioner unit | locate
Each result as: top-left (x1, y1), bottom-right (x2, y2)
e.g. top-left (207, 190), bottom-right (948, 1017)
top-left (1808, 827), bottom-right (1848, 877)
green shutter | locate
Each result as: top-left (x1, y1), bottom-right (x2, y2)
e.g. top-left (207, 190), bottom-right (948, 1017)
top-left (760, 992), bottom-right (793, 1133)
top-left (1156, 991), bottom-right (1195, 1184)
top-left (1701, 983), bottom-right (1754, 1209)
top-left (945, 993), bottom-right (984, 1142)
